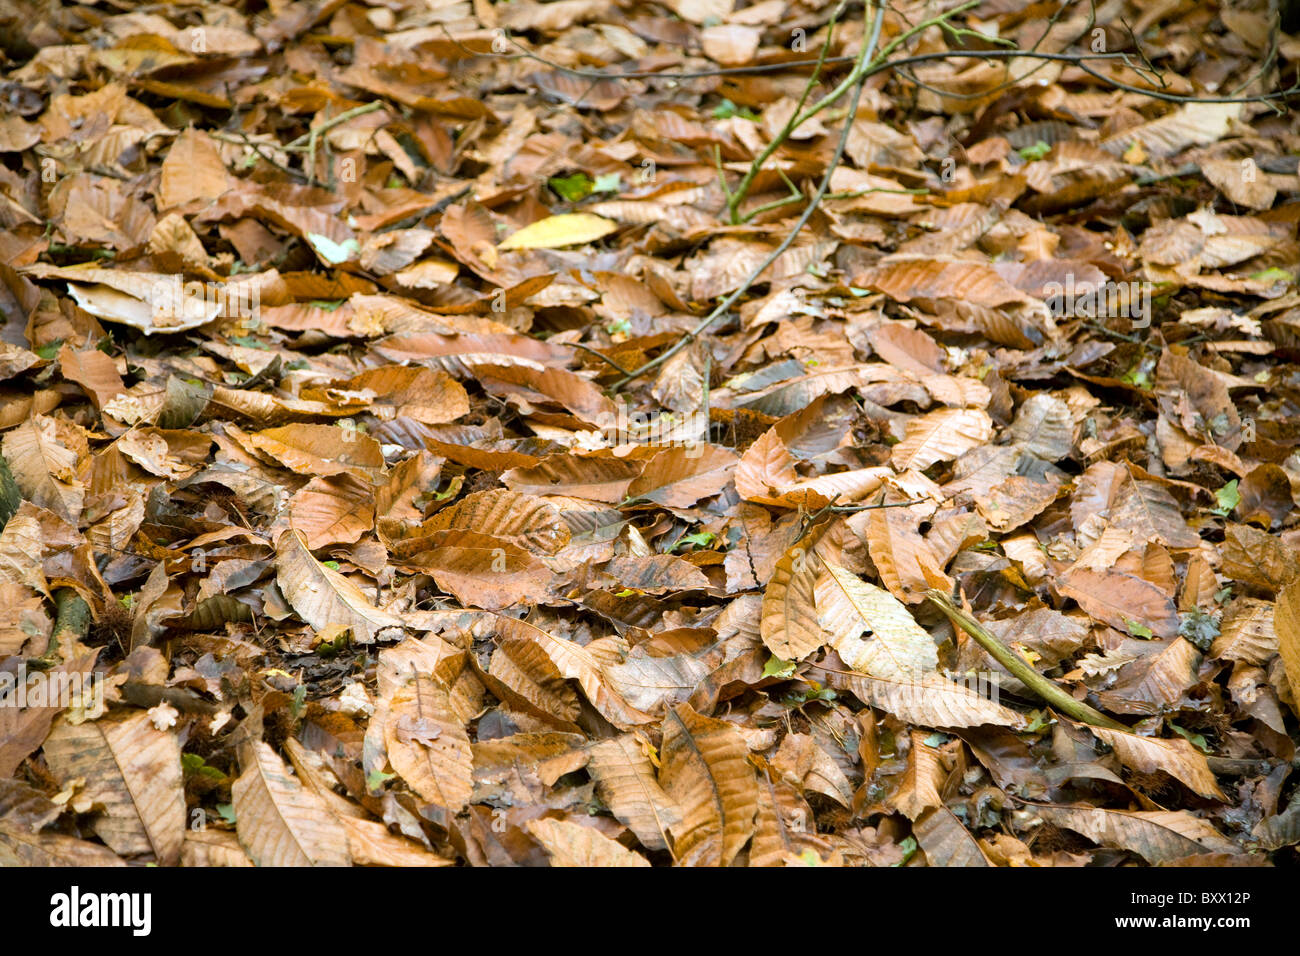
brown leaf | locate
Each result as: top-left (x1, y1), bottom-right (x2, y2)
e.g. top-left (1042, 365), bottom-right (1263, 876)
top-left (625, 445), bottom-right (738, 509)
top-left (750, 774), bottom-right (834, 867)
top-left (2, 416), bottom-right (85, 523)
top-left (760, 535), bottom-right (826, 661)
top-left (1223, 523), bottom-right (1300, 595)
top-left (1089, 727), bottom-right (1225, 800)
top-left (842, 670), bottom-right (1027, 729)
top-left (58, 345), bottom-right (126, 410)
top-left (275, 529), bottom-right (404, 643)
top-left (914, 807), bottom-right (992, 866)
top-left (42, 712), bottom-right (185, 865)
top-left (526, 817), bottom-right (650, 867)
top-left (404, 531), bottom-right (553, 610)
top-left (858, 495), bottom-right (952, 603)
top-left (251, 423), bottom-right (385, 480)
top-left (1274, 577), bottom-right (1300, 710)
top-left (0, 822), bottom-right (126, 866)
top-left (383, 675), bottom-right (473, 814)
top-left (1058, 568), bottom-right (1180, 638)
top-left (887, 732), bottom-right (946, 821)
top-left (231, 741), bottom-right (351, 867)
top-left (891, 408), bottom-right (994, 472)
top-left (289, 474), bottom-right (375, 550)
top-left (814, 562), bottom-right (939, 678)
top-left (1032, 805), bottom-right (1238, 864)
top-left (586, 735), bottom-right (683, 852)
top-left (659, 703), bottom-right (758, 867)
top-left (409, 489), bottom-right (570, 555)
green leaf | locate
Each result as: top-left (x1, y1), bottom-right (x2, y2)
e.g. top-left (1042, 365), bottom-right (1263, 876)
top-left (1022, 710), bottom-right (1052, 733)
top-left (593, 172), bottom-right (622, 194)
top-left (1249, 267), bottom-right (1292, 283)
top-left (762, 655), bottom-right (797, 680)
top-left (1122, 367), bottom-right (1152, 390)
top-left (672, 531), bottom-right (716, 551)
top-left (1169, 723), bottom-right (1212, 754)
top-left (893, 835), bottom-right (918, 865)
top-left (307, 233), bottom-right (360, 264)
top-left (216, 803), bottom-right (236, 825)
top-left (1017, 140), bottom-right (1052, 161)
top-left (228, 336), bottom-right (270, 350)
top-left (1126, 619), bottom-right (1154, 639)
top-left (549, 173), bottom-right (595, 202)
top-left (1212, 479), bottom-right (1240, 517)
top-left (712, 98), bottom-right (759, 121)
top-left (183, 753), bottom-right (226, 781)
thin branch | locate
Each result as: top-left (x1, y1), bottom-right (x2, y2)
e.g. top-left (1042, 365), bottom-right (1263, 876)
top-left (924, 589), bottom-right (1128, 731)
top-left (447, 22), bottom-right (1298, 107)
top-left (727, 1), bottom-right (981, 224)
top-left (610, 0), bottom-right (887, 392)
top-left (280, 102), bottom-right (385, 152)
top-left (561, 341), bottom-right (635, 377)
top-left (725, 0), bottom-right (846, 221)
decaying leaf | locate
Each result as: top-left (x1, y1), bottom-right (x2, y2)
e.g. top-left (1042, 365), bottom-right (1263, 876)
top-left (231, 741), bottom-right (351, 867)
top-left (383, 675), bottom-right (473, 814)
top-left (659, 704), bottom-right (758, 867)
top-left (276, 529), bottom-right (404, 643)
top-left (526, 817), bottom-right (650, 867)
top-left (0, 0), bottom-right (1292, 873)
top-left (42, 712), bottom-right (185, 865)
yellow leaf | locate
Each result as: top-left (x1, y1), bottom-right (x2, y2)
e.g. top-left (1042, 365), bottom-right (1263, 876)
top-left (498, 213), bottom-right (617, 250)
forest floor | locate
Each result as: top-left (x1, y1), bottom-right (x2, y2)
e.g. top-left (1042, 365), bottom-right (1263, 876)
top-left (1, 0), bottom-right (1299, 867)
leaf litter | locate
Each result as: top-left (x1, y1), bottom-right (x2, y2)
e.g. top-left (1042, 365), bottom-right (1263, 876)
top-left (0, 0), bottom-right (1299, 868)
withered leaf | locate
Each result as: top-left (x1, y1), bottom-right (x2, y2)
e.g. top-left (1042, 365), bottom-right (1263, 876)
top-left (659, 704), bottom-right (758, 867)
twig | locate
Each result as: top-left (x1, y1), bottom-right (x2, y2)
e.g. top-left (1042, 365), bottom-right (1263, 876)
top-left (460, 29), bottom-right (1299, 107)
top-left (561, 341), bottom-right (635, 377)
top-left (38, 588), bottom-right (92, 667)
top-left (727, 1), bottom-right (979, 223)
top-left (828, 501), bottom-right (931, 512)
top-left (793, 494), bottom-right (844, 545)
top-left (280, 102), bottom-right (385, 152)
top-left (1081, 320), bottom-right (1145, 344)
top-left (744, 184), bottom-right (929, 222)
top-left (609, 1), bottom-right (888, 392)
top-left (924, 589), bottom-right (1129, 731)
top-left (700, 347), bottom-right (712, 444)
top-left (725, 0), bottom-right (847, 222)
top-left (213, 129), bottom-right (306, 181)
